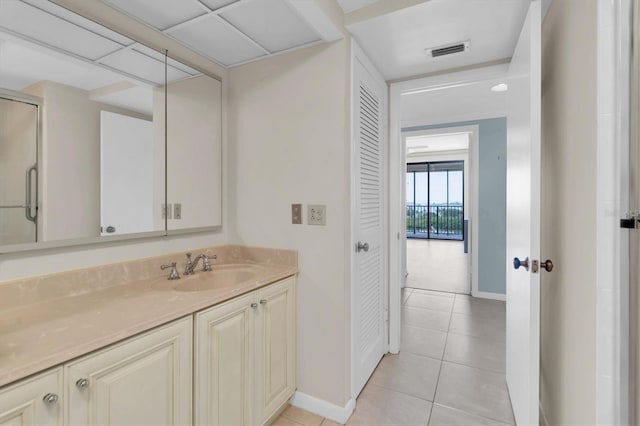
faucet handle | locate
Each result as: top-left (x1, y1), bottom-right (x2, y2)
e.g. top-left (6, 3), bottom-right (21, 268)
top-left (202, 255), bottom-right (212, 272)
top-left (160, 262), bottom-right (180, 280)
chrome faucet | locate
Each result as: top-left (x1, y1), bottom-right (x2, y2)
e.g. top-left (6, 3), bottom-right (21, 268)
top-left (184, 253), bottom-right (215, 275)
top-left (160, 262), bottom-right (181, 280)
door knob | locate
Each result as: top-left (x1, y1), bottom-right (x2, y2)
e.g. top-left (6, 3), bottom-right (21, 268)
top-left (513, 257), bottom-right (529, 271)
top-left (43, 393), bottom-right (59, 405)
top-left (356, 241), bottom-right (369, 253)
top-left (541, 259), bottom-right (554, 272)
top-left (106, 226), bottom-right (116, 233)
top-left (75, 378), bottom-right (89, 390)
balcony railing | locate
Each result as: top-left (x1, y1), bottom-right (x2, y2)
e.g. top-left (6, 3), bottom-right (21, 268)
top-left (406, 204), bottom-right (463, 240)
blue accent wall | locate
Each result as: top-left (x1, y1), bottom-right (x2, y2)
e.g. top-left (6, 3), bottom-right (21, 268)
top-left (403, 118), bottom-right (507, 295)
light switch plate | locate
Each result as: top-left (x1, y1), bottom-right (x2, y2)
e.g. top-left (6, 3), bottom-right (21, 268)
top-left (174, 203), bottom-right (182, 220)
top-left (292, 203), bottom-right (302, 224)
top-left (307, 204), bottom-right (326, 225)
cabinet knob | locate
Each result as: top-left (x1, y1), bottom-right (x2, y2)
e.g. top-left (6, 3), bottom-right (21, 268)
top-left (43, 393), bottom-right (59, 405)
top-left (76, 378), bottom-right (89, 390)
top-left (260, 299), bottom-right (267, 305)
top-left (251, 303), bottom-right (258, 309)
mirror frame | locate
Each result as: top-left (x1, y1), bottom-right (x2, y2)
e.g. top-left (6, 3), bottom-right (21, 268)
top-left (0, 6), bottom-right (223, 255)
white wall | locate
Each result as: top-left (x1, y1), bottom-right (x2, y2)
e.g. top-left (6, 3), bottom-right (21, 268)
top-left (540, 0), bottom-right (597, 423)
top-left (165, 75), bottom-right (222, 231)
top-left (228, 39), bottom-right (352, 408)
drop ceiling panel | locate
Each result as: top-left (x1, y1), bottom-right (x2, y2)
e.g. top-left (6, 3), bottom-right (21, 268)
top-left (99, 49), bottom-right (168, 85)
top-left (0, 37), bottom-right (125, 91)
top-left (21, 0), bottom-right (133, 45)
top-left (102, 0), bottom-right (207, 31)
top-left (220, 1), bottom-right (321, 53)
top-left (199, 0), bottom-right (240, 11)
top-left (0, 1), bottom-right (124, 60)
top-left (167, 14), bottom-right (266, 66)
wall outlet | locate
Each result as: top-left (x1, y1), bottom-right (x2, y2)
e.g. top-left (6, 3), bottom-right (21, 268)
top-left (307, 204), bottom-right (326, 226)
top-left (174, 203), bottom-right (182, 220)
top-left (292, 203), bottom-right (302, 224)
top-left (162, 203), bottom-right (172, 219)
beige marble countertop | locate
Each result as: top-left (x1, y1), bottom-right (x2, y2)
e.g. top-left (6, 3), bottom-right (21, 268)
top-left (0, 246), bottom-right (297, 388)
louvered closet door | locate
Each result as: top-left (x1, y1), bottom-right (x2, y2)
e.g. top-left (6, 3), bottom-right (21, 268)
top-left (353, 54), bottom-right (387, 397)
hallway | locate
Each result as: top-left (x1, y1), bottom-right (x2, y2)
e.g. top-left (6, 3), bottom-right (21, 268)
top-left (274, 289), bottom-right (512, 425)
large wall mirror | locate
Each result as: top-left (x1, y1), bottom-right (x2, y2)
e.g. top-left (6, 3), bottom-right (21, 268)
top-left (0, 0), bottom-right (222, 252)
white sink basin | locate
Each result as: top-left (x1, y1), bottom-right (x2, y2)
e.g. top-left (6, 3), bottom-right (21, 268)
top-left (171, 264), bottom-right (261, 292)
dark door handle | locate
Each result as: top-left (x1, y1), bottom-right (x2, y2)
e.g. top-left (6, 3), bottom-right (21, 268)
top-left (541, 259), bottom-right (554, 272)
top-left (106, 226), bottom-right (116, 233)
top-left (513, 257), bottom-right (529, 271)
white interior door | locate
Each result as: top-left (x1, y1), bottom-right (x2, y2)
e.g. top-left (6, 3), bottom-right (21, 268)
top-left (505, 2), bottom-right (541, 425)
top-left (352, 44), bottom-right (387, 397)
top-left (100, 111), bottom-right (154, 236)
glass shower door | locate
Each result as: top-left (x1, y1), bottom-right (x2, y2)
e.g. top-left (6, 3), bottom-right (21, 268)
top-left (0, 95), bottom-right (38, 245)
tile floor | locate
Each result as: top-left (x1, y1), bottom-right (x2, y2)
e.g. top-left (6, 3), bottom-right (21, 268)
top-left (406, 239), bottom-right (469, 294)
top-left (273, 289), bottom-right (513, 426)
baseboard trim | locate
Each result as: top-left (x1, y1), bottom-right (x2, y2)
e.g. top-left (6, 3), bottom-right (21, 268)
top-left (289, 391), bottom-right (355, 424)
top-left (472, 290), bottom-right (506, 301)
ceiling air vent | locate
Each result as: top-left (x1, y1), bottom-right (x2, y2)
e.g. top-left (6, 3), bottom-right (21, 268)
top-left (425, 41), bottom-right (470, 59)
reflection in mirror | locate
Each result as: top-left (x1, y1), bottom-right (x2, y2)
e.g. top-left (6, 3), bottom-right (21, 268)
top-left (166, 73), bottom-right (222, 232)
top-left (0, 0), bottom-right (202, 250)
top-left (0, 93), bottom-right (38, 245)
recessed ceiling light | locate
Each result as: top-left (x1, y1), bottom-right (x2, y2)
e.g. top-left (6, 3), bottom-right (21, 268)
top-left (491, 83), bottom-right (508, 92)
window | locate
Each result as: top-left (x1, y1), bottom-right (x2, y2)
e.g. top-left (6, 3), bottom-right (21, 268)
top-left (406, 161), bottom-right (464, 240)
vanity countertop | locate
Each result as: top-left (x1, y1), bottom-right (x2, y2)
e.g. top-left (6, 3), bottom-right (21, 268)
top-left (0, 245), bottom-right (297, 388)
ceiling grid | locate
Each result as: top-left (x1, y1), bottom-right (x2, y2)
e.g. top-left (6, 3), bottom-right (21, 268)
top-left (101, 0), bottom-right (324, 68)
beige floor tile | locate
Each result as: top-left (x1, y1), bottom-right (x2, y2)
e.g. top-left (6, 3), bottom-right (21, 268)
top-left (448, 313), bottom-right (505, 344)
top-left (401, 325), bottom-right (447, 360)
top-left (281, 405), bottom-right (324, 426)
top-left (347, 384), bottom-right (432, 425)
top-left (402, 306), bottom-right (451, 332)
top-left (428, 404), bottom-right (512, 426)
top-left (273, 415), bottom-right (304, 426)
top-left (369, 353), bottom-right (441, 401)
top-left (412, 289), bottom-right (455, 298)
top-left (453, 295), bottom-right (506, 317)
top-left (406, 239), bottom-right (469, 294)
top-left (444, 332), bottom-right (505, 373)
top-left (434, 362), bottom-right (515, 424)
top-left (321, 419), bottom-right (343, 426)
top-left (405, 293), bottom-right (454, 312)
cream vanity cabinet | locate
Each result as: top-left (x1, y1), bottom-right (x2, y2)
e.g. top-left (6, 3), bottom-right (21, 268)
top-left (64, 317), bottom-right (192, 426)
top-left (0, 368), bottom-right (63, 425)
top-left (194, 277), bottom-right (296, 426)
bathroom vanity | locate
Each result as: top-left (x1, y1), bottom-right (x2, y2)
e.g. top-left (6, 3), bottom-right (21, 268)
top-left (0, 246), bottom-right (297, 426)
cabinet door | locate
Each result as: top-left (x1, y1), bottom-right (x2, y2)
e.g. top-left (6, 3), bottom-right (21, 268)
top-left (0, 368), bottom-right (62, 426)
top-left (255, 278), bottom-right (296, 424)
top-left (194, 292), bottom-right (255, 426)
top-left (65, 317), bottom-right (192, 426)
